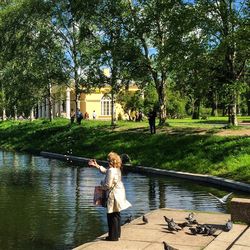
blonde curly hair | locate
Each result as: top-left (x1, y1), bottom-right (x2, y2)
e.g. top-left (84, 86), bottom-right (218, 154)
top-left (107, 152), bottom-right (122, 168)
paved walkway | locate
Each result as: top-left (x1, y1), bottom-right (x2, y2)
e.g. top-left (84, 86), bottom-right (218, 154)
top-left (73, 208), bottom-right (250, 250)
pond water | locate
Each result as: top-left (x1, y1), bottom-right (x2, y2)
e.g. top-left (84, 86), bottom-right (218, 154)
top-left (0, 150), bottom-right (249, 250)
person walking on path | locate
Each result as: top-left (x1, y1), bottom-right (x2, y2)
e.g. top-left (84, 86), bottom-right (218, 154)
top-left (88, 152), bottom-right (131, 241)
top-left (148, 109), bottom-right (157, 134)
top-left (76, 109), bottom-right (83, 125)
top-left (92, 110), bottom-right (97, 120)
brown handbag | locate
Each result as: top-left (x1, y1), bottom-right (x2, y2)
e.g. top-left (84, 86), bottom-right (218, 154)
top-left (93, 186), bottom-right (107, 207)
top-left (93, 184), bottom-right (117, 207)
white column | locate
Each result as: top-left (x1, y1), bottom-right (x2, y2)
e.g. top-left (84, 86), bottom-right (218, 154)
top-left (38, 102), bottom-right (41, 118)
top-left (66, 87), bottom-right (71, 119)
top-left (54, 100), bottom-right (58, 117)
top-left (46, 98), bottom-right (50, 118)
top-left (30, 107), bottom-right (34, 121)
top-left (2, 108), bottom-right (6, 121)
top-left (14, 106), bottom-right (17, 120)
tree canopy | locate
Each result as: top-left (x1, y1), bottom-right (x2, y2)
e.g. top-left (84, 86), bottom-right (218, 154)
top-left (0, 0), bottom-right (249, 124)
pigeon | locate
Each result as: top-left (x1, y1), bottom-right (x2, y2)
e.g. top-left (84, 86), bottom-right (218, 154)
top-left (189, 227), bottom-right (197, 235)
top-left (208, 192), bottom-right (233, 204)
top-left (167, 219), bottom-right (181, 232)
top-left (185, 212), bottom-right (198, 224)
top-left (142, 215), bottom-right (148, 224)
top-left (163, 241), bottom-right (178, 250)
top-left (124, 215), bottom-right (132, 224)
top-left (224, 219), bottom-right (233, 232)
top-left (185, 212), bottom-right (194, 221)
top-left (164, 216), bottom-right (171, 223)
top-left (206, 227), bottom-right (217, 236)
top-left (196, 224), bottom-right (207, 234)
top-left (177, 221), bottom-right (189, 229)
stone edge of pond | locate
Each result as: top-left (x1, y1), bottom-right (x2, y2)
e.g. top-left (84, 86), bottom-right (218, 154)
top-left (40, 151), bottom-right (250, 193)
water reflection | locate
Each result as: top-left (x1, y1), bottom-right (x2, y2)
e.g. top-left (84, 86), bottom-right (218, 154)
top-left (0, 150), bottom-right (249, 250)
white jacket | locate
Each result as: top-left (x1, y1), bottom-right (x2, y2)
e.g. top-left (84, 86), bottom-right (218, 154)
top-left (99, 166), bottom-right (131, 214)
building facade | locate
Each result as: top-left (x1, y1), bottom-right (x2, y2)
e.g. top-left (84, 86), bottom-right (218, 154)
top-left (37, 84), bottom-right (139, 120)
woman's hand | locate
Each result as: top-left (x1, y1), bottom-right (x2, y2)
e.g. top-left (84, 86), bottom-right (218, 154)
top-left (88, 159), bottom-right (99, 168)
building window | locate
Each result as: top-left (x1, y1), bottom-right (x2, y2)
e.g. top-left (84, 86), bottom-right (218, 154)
top-left (101, 95), bottom-right (111, 116)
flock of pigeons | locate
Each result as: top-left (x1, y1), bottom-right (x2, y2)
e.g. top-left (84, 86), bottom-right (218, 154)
top-left (163, 212), bottom-right (233, 234)
top-left (124, 192), bottom-right (234, 250)
top-left (142, 212), bottom-right (232, 250)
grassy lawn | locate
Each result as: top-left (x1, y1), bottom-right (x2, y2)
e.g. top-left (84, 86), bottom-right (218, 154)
top-left (0, 117), bottom-right (249, 184)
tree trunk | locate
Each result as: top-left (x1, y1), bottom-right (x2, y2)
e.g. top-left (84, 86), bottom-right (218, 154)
top-left (74, 79), bottom-right (79, 111)
top-left (247, 99), bottom-right (250, 116)
top-left (192, 99), bottom-right (200, 119)
top-left (158, 92), bottom-right (167, 125)
top-left (2, 108), bottom-right (6, 121)
top-left (211, 91), bottom-right (218, 116)
top-left (236, 93), bottom-right (241, 115)
top-left (155, 80), bottom-right (167, 125)
top-left (48, 83), bottom-right (53, 122)
top-left (228, 103), bottom-right (238, 126)
top-left (1, 83), bottom-right (6, 121)
top-left (14, 106), bottom-right (17, 120)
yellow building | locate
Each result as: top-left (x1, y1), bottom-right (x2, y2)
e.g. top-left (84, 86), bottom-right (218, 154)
top-left (37, 84), bottom-right (139, 120)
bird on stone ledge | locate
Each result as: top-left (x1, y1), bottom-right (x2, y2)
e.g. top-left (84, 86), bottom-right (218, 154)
top-left (189, 227), bottom-right (198, 235)
top-left (224, 219), bottom-right (233, 232)
top-left (185, 212), bottom-right (194, 221)
top-left (164, 216), bottom-right (171, 223)
top-left (142, 215), bottom-right (148, 224)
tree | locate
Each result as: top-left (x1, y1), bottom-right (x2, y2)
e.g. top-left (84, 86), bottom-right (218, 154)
top-left (75, 0), bottom-right (142, 126)
top-left (196, 0), bottom-right (249, 125)
top-left (50, 0), bottom-right (103, 112)
top-left (0, 0), bottom-right (69, 120)
top-left (124, 0), bottom-right (194, 125)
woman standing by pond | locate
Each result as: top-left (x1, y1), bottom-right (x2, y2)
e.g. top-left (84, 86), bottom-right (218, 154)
top-left (88, 152), bottom-right (131, 241)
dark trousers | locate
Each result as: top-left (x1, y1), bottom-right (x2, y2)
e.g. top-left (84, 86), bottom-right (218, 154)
top-left (107, 212), bottom-right (121, 240)
top-left (149, 121), bottom-right (156, 134)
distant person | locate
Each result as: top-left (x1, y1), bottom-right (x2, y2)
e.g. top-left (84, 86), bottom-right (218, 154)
top-left (148, 109), bottom-right (157, 134)
top-left (70, 109), bottom-right (75, 124)
top-left (138, 110), bottom-right (143, 122)
top-left (88, 152), bottom-right (131, 241)
top-left (84, 112), bottom-right (89, 120)
top-left (135, 111), bottom-right (139, 122)
top-left (92, 110), bottom-right (97, 120)
top-left (76, 109), bottom-right (83, 125)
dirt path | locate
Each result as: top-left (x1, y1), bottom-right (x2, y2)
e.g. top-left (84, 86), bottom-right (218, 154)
top-left (216, 129), bottom-right (250, 136)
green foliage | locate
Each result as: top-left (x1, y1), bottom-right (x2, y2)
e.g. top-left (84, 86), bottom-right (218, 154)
top-left (0, 0), bottom-right (249, 124)
top-left (116, 90), bottom-right (144, 114)
top-left (143, 84), bottom-right (158, 113)
top-left (167, 90), bottom-right (187, 118)
top-left (0, 0), bottom-right (69, 117)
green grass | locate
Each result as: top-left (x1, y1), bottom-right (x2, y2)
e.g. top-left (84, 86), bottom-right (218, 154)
top-left (0, 118), bottom-right (249, 184)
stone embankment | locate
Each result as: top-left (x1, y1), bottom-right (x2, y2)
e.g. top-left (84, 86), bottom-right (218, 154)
top-left (73, 204), bottom-right (250, 250)
top-left (40, 151), bottom-right (250, 193)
